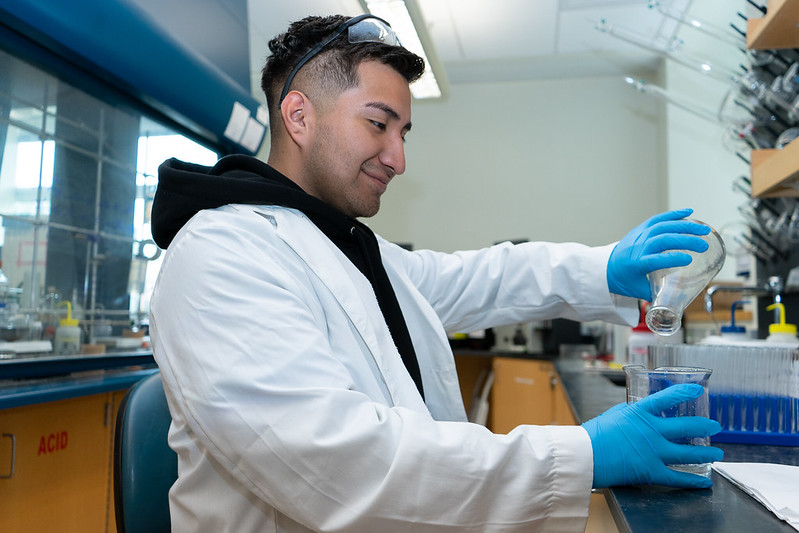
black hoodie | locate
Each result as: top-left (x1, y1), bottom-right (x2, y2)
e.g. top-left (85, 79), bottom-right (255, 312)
top-left (153, 154), bottom-right (425, 399)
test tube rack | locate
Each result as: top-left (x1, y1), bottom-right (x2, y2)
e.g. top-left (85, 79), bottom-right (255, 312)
top-left (647, 344), bottom-right (799, 446)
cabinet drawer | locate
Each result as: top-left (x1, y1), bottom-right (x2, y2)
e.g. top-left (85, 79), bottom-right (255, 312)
top-left (0, 394), bottom-right (112, 532)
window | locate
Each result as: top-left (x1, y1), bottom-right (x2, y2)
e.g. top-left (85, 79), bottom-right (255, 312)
top-left (0, 47), bottom-right (217, 349)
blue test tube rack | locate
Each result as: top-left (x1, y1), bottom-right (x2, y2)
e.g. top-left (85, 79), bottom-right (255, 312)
top-left (648, 343), bottom-right (799, 447)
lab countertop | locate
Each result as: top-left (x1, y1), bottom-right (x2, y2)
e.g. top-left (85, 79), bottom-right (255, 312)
top-left (556, 359), bottom-right (799, 533)
top-left (0, 351), bottom-right (157, 409)
top-left (3, 350), bottom-right (797, 531)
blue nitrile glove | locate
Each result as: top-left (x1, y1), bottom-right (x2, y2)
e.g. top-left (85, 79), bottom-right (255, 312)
top-left (607, 209), bottom-right (711, 301)
top-left (582, 383), bottom-right (723, 489)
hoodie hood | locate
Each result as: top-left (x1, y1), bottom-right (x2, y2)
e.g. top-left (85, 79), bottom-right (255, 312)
top-left (152, 154), bottom-right (352, 249)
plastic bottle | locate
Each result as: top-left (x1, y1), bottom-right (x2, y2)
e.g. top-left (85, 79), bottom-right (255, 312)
top-left (627, 304), bottom-right (658, 366)
top-left (765, 302), bottom-right (799, 347)
top-left (700, 300), bottom-right (753, 345)
top-left (54, 301), bottom-right (81, 355)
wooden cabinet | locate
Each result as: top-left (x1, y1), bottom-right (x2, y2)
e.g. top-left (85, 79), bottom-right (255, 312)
top-left (0, 388), bottom-right (130, 533)
top-left (105, 389), bottom-right (128, 533)
top-left (490, 357), bottom-right (576, 432)
top-left (551, 368), bottom-right (576, 427)
top-left (454, 354), bottom-right (577, 433)
top-left (452, 353), bottom-right (494, 417)
top-left (586, 491), bottom-right (619, 533)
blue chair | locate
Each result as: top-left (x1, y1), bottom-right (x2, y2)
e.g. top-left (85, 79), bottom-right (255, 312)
top-left (114, 371), bottom-right (177, 533)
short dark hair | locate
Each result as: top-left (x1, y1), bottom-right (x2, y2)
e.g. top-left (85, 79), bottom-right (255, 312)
top-left (261, 15), bottom-right (425, 113)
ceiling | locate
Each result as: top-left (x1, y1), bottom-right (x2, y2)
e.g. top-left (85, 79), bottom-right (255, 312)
top-left (246, 0), bottom-right (700, 102)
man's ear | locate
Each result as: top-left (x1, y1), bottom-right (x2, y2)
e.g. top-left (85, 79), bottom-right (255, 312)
top-left (279, 91), bottom-right (313, 147)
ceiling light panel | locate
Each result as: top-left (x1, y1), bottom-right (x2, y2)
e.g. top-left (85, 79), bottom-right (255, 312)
top-left (365, 0), bottom-right (444, 98)
top-left (418, 0), bottom-right (559, 61)
top-left (414, 0), bottom-right (462, 61)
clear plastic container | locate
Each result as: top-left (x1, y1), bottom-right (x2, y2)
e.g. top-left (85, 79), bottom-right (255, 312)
top-left (0, 303), bottom-right (30, 342)
top-left (0, 286), bottom-right (29, 342)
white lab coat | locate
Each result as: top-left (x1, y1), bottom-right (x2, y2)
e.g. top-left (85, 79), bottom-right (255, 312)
top-left (150, 204), bottom-right (638, 532)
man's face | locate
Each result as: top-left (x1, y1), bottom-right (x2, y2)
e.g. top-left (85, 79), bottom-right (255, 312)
top-left (301, 60), bottom-right (412, 218)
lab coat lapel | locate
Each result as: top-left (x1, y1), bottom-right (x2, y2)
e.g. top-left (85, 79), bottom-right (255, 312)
top-left (272, 211), bottom-right (380, 344)
top-left (261, 208), bottom-right (427, 411)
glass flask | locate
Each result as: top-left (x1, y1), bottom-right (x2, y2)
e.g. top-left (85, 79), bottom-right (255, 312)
top-left (646, 220), bottom-right (726, 336)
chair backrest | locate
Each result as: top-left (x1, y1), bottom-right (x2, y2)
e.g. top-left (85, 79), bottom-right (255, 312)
top-left (114, 371), bottom-right (177, 533)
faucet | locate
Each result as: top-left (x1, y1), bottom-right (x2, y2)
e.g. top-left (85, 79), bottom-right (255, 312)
top-left (704, 276), bottom-right (784, 313)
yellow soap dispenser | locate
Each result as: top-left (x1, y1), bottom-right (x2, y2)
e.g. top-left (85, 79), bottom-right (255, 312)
top-left (765, 303), bottom-right (799, 347)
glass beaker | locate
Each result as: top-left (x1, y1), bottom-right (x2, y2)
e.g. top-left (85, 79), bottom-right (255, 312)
top-left (624, 365), bottom-right (714, 477)
top-left (646, 220), bottom-right (725, 336)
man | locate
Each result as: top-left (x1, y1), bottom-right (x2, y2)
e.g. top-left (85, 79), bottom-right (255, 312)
top-left (150, 14), bottom-right (722, 532)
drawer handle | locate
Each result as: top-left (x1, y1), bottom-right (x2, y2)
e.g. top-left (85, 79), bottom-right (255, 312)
top-left (1, 433), bottom-right (15, 479)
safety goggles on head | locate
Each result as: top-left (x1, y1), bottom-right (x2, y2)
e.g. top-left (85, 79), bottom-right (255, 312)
top-left (279, 14), bottom-right (403, 105)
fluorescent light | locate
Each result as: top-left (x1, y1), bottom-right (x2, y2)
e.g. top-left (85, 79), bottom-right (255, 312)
top-left (362, 0), bottom-right (445, 99)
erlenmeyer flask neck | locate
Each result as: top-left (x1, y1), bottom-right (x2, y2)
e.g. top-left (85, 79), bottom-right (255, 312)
top-left (646, 305), bottom-right (681, 334)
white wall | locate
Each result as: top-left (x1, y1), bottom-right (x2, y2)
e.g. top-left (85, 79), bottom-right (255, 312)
top-left (369, 73), bottom-right (666, 252)
top-left (256, 2), bottom-right (748, 273)
top-left (369, 1), bottom-right (749, 286)
top-left (662, 0), bottom-right (751, 282)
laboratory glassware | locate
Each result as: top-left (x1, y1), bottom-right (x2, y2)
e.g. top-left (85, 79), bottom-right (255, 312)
top-left (648, 0), bottom-right (745, 48)
top-left (624, 365), bottom-right (714, 477)
top-left (648, 344), bottom-right (799, 444)
top-left (775, 127), bottom-right (799, 149)
top-left (646, 220), bottom-right (726, 336)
